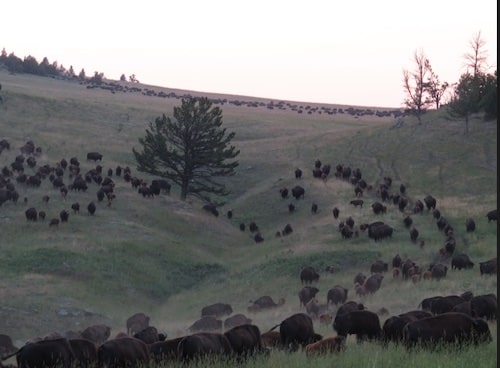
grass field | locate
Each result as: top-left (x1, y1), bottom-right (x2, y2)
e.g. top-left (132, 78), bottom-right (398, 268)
top-left (0, 70), bottom-right (496, 367)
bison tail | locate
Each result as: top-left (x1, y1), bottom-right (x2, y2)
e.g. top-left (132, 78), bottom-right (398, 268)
top-left (266, 323), bottom-right (281, 333)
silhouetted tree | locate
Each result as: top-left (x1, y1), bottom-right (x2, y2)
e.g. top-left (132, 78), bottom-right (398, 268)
top-left (133, 97), bottom-right (240, 203)
top-left (403, 49), bottom-right (432, 124)
top-left (120, 74), bottom-right (126, 81)
top-left (424, 65), bottom-right (449, 109)
top-left (78, 68), bottom-right (86, 81)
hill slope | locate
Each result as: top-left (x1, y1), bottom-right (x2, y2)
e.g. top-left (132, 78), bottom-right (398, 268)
top-left (0, 71), bottom-right (496, 352)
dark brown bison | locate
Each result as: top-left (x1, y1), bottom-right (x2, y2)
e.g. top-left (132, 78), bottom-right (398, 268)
top-left (126, 312), bottom-right (149, 336)
top-left (148, 337), bottom-right (184, 364)
top-left (224, 314), bottom-right (252, 330)
top-left (486, 209), bottom-right (497, 222)
top-left (87, 202), bottom-right (96, 216)
top-left (479, 258), bottom-right (497, 275)
top-left (326, 285), bottom-right (348, 307)
top-left (371, 201), bottom-right (387, 214)
top-left (305, 336), bottom-right (346, 355)
top-left (350, 199), bottom-right (363, 208)
top-left (201, 303), bottom-right (233, 318)
top-left (268, 313), bottom-right (322, 351)
top-left (353, 272), bottom-right (367, 285)
top-left (86, 152), bottom-right (103, 161)
top-left (430, 263), bottom-right (448, 280)
top-left (177, 332), bottom-right (232, 362)
top-left (381, 311), bottom-right (432, 346)
top-left (335, 301), bottom-right (365, 319)
top-left (260, 331), bottom-right (281, 349)
top-left (392, 254), bottom-right (402, 268)
top-left (133, 326), bottom-right (160, 344)
top-left (3, 338), bottom-right (75, 368)
top-left (451, 253), bottom-right (474, 270)
top-left (298, 286), bottom-right (320, 308)
top-left (247, 296), bottom-right (285, 312)
top-left (429, 295), bottom-right (465, 315)
top-left (465, 218), bottom-right (476, 232)
top-left (370, 260), bottom-right (388, 273)
top-left (69, 338), bottom-right (98, 368)
top-left (332, 207), bottom-right (339, 219)
top-left (291, 185), bottom-right (305, 199)
top-left (97, 337), bottom-right (149, 368)
top-left (451, 301), bottom-right (475, 317)
top-left (81, 324), bottom-right (111, 345)
top-left (363, 273), bottom-right (384, 294)
top-left (25, 207), bottom-right (37, 221)
top-left (333, 310), bottom-right (382, 343)
top-left (403, 312), bottom-right (492, 349)
top-left (188, 316), bottom-right (223, 333)
top-left (224, 324), bottom-right (266, 361)
top-left (470, 293), bottom-right (497, 320)
top-left (367, 222), bottom-right (393, 241)
top-left (0, 334), bottom-right (17, 357)
top-left (300, 266), bottom-right (319, 284)
top-left (423, 195), bottom-right (436, 210)
top-left (294, 168), bottom-right (302, 179)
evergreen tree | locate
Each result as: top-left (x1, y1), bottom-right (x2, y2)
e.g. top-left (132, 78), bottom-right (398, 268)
top-left (133, 97), bottom-right (240, 203)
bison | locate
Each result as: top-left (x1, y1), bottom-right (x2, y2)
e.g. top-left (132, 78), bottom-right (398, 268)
top-left (177, 332), bottom-right (232, 362)
top-left (479, 258), bottom-right (497, 275)
top-left (86, 152), bottom-right (103, 161)
top-left (333, 310), bottom-right (382, 343)
top-left (126, 312), bottom-right (150, 336)
top-left (370, 260), bottom-right (388, 273)
top-left (291, 185), bottom-right (305, 200)
top-left (201, 302), bottom-right (233, 319)
top-left (305, 336), bottom-right (346, 355)
top-left (97, 337), bottom-right (149, 368)
top-left (486, 209), bottom-right (497, 222)
top-left (300, 266), bottom-right (320, 284)
top-left (148, 337), bottom-right (184, 364)
top-left (465, 218), bottom-right (476, 232)
top-left (363, 273), bottom-right (384, 294)
top-left (3, 338), bottom-right (75, 368)
top-left (326, 285), bottom-right (348, 307)
top-left (451, 254), bottom-right (474, 270)
top-left (188, 316), bottom-right (223, 333)
top-left (224, 324), bottom-right (266, 361)
top-left (247, 296), bottom-right (285, 312)
top-left (403, 312), bottom-right (492, 349)
top-left (298, 286), bottom-right (320, 308)
top-left (224, 314), bottom-right (252, 330)
top-left (268, 313), bottom-right (322, 351)
top-left (470, 293), bottom-right (497, 320)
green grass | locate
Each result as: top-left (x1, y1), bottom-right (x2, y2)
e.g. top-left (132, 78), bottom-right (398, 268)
top-left (0, 70), bottom-right (496, 366)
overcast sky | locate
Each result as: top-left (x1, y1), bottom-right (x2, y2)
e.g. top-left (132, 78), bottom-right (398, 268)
top-left (1, 1), bottom-right (497, 107)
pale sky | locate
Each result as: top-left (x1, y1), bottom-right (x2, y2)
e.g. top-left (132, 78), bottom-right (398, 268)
top-left (1, 1), bottom-right (497, 107)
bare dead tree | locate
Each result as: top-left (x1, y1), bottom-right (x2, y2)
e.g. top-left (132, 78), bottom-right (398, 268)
top-left (463, 31), bottom-right (488, 78)
top-left (403, 49), bottom-right (432, 124)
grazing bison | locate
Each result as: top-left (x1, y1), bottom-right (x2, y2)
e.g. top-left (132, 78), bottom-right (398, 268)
top-left (371, 201), bottom-right (387, 214)
top-left (429, 295), bottom-right (465, 315)
top-left (126, 312), bottom-right (150, 336)
top-left (133, 326), bottom-right (160, 344)
top-left (268, 313), bottom-right (322, 351)
top-left (381, 311), bottom-right (433, 346)
top-left (370, 260), bottom-right (388, 274)
top-left (291, 185), bottom-right (305, 200)
top-left (403, 312), bottom-right (492, 349)
top-left (148, 337), bottom-right (184, 364)
top-left (86, 152), bottom-right (103, 161)
top-left (177, 332), bottom-right (232, 362)
top-left (470, 293), bottom-right (497, 320)
top-left (305, 336), bottom-right (346, 355)
top-left (451, 253), bottom-right (474, 270)
top-left (367, 222), bottom-right (393, 241)
top-left (300, 266), bottom-right (320, 284)
top-left (363, 273), bottom-right (384, 294)
top-left (350, 199), bottom-right (363, 208)
top-left (201, 302), bottom-right (233, 318)
top-left (224, 314), bottom-right (252, 330)
top-left (298, 286), bottom-right (320, 308)
top-left (69, 338), bottom-right (98, 368)
top-left (224, 324), bottom-right (265, 361)
top-left (479, 258), bottom-right (497, 275)
top-left (81, 324), bottom-right (111, 345)
top-left (326, 285), bottom-right (348, 307)
top-left (3, 338), bottom-right (74, 368)
top-left (97, 337), bottom-right (149, 368)
top-left (247, 296), bottom-right (285, 312)
top-left (486, 209), bottom-right (497, 222)
top-left (333, 310), bottom-right (382, 343)
top-left (188, 316), bottom-right (223, 333)
top-left (430, 263), bottom-right (448, 280)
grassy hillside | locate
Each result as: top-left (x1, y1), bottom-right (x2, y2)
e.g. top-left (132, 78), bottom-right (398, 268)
top-left (0, 70), bottom-right (496, 366)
